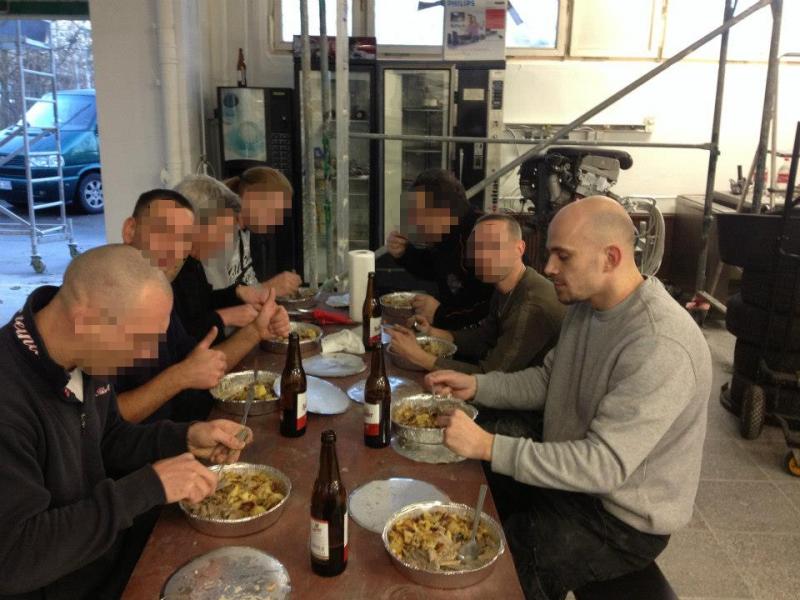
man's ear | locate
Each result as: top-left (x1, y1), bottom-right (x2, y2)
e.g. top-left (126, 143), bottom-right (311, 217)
top-left (517, 239), bottom-right (526, 258)
top-left (605, 245), bottom-right (623, 271)
top-left (121, 217), bottom-right (137, 244)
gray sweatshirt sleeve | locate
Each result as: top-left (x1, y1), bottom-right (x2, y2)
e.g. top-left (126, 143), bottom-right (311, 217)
top-left (490, 337), bottom-right (697, 494)
top-left (472, 347), bottom-right (554, 410)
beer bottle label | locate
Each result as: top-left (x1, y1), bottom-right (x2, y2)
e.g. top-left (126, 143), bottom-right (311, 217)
top-left (344, 510), bottom-right (349, 561)
top-left (310, 517), bottom-right (329, 560)
top-left (364, 402), bottom-right (381, 436)
top-left (297, 392), bottom-right (308, 429)
top-left (369, 317), bottom-right (381, 343)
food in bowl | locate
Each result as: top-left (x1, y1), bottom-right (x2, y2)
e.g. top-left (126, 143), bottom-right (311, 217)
top-left (419, 339), bottom-right (450, 357)
top-left (224, 382), bottom-right (276, 403)
top-left (184, 471), bottom-right (286, 520)
top-left (282, 288), bottom-right (316, 301)
top-left (394, 404), bottom-right (444, 428)
top-left (387, 509), bottom-right (500, 571)
top-left (276, 325), bottom-right (319, 343)
top-left (382, 294), bottom-right (413, 310)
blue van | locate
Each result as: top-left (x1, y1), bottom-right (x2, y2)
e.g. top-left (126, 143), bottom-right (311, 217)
top-left (0, 89), bottom-right (103, 214)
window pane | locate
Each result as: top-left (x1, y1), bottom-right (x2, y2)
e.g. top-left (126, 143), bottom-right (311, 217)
top-left (506, 0), bottom-right (559, 49)
top-left (281, 0), bottom-right (353, 43)
top-left (375, 0), bottom-right (443, 46)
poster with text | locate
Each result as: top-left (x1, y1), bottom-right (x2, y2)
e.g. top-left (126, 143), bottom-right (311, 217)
top-left (444, 0), bottom-right (507, 62)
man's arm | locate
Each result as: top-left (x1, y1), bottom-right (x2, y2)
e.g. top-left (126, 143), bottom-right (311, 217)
top-left (0, 424), bottom-right (165, 594)
top-left (214, 322), bottom-right (261, 371)
top-left (470, 346), bottom-right (555, 411)
top-left (490, 338), bottom-right (697, 494)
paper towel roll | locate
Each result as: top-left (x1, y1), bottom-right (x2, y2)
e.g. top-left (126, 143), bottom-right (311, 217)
top-left (348, 249), bottom-right (375, 323)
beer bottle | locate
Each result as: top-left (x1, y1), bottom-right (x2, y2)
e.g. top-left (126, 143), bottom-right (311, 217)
top-left (236, 48), bottom-right (247, 87)
top-left (310, 430), bottom-right (348, 576)
top-left (279, 332), bottom-right (307, 437)
top-left (362, 272), bottom-right (381, 350)
top-left (364, 342), bottom-right (391, 448)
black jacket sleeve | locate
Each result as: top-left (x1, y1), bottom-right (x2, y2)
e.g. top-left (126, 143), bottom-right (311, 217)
top-left (433, 278), bottom-right (494, 330)
top-left (0, 423), bottom-right (165, 594)
top-left (396, 244), bottom-right (439, 282)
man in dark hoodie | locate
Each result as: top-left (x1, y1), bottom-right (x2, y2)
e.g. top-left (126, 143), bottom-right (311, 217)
top-left (0, 244), bottom-right (252, 600)
top-left (386, 169), bottom-right (494, 330)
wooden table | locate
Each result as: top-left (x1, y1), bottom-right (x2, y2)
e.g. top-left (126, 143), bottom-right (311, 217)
top-left (122, 319), bottom-right (524, 599)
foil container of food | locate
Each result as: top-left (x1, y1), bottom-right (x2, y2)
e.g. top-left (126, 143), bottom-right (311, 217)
top-left (382, 501), bottom-right (505, 589)
top-left (179, 463), bottom-right (291, 538)
top-left (391, 393), bottom-right (478, 445)
top-left (387, 336), bottom-right (457, 372)
top-left (380, 292), bottom-right (417, 326)
top-left (260, 322), bottom-right (323, 355)
top-left (210, 370), bottom-right (280, 416)
top-left (276, 287), bottom-right (318, 310)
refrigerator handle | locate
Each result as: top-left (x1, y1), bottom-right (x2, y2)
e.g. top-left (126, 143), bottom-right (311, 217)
top-left (458, 148), bottom-right (465, 181)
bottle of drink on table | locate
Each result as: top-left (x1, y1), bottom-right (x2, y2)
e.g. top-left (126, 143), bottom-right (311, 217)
top-left (362, 271), bottom-right (381, 350)
top-left (364, 342), bottom-right (391, 448)
top-left (310, 430), bottom-right (348, 576)
top-left (279, 332), bottom-right (307, 438)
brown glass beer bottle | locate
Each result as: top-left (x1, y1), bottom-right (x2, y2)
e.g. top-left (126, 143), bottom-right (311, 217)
top-left (362, 271), bottom-right (381, 350)
top-left (364, 342), bottom-right (391, 448)
top-left (310, 430), bottom-right (348, 576)
top-left (279, 332), bottom-right (307, 437)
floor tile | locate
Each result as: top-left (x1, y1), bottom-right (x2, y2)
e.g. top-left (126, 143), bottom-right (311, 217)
top-left (694, 480), bottom-right (800, 533)
top-left (716, 532), bottom-right (800, 600)
top-left (700, 438), bottom-right (766, 481)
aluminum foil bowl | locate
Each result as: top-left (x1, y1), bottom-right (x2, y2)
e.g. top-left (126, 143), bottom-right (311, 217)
top-left (179, 463), bottom-right (291, 538)
top-left (260, 322), bottom-right (323, 355)
top-left (276, 287), bottom-right (319, 310)
top-left (382, 501), bottom-right (505, 589)
top-left (387, 336), bottom-right (457, 372)
top-left (210, 370), bottom-right (280, 416)
top-left (391, 394), bottom-right (478, 445)
top-left (380, 292), bottom-right (417, 325)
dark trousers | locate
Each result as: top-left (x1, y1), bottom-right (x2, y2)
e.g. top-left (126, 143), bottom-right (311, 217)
top-left (476, 407), bottom-right (670, 600)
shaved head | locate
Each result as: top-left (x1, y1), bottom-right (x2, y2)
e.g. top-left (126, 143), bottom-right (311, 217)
top-left (61, 244), bottom-right (172, 314)
top-left (545, 196), bottom-right (644, 310)
top-left (51, 244), bottom-right (174, 375)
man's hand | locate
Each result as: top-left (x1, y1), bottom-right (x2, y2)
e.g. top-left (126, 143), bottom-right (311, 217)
top-left (178, 327), bottom-right (227, 389)
top-left (152, 453), bottom-right (218, 504)
top-left (263, 271), bottom-right (302, 297)
top-left (437, 409), bottom-right (494, 461)
top-left (387, 230), bottom-right (409, 259)
top-left (386, 325), bottom-right (437, 371)
top-left (406, 315), bottom-right (452, 341)
top-left (412, 294), bottom-right (440, 324)
top-left (187, 419), bottom-right (253, 464)
top-left (425, 370), bottom-right (478, 401)
top-left (217, 304), bottom-right (259, 328)
top-left (249, 288), bottom-right (282, 340)
top-left (236, 284), bottom-right (269, 306)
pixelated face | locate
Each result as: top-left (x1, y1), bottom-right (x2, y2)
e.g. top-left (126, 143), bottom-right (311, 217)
top-left (470, 221), bottom-right (520, 284)
top-left (241, 188), bottom-right (291, 234)
top-left (191, 210), bottom-right (237, 259)
top-left (72, 284), bottom-right (172, 376)
top-left (403, 188), bottom-right (458, 243)
top-left (544, 216), bottom-right (605, 305)
top-left (125, 200), bottom-right (194, 281)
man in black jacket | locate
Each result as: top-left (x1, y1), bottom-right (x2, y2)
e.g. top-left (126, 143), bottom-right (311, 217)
top-left (0, 244), bottom-right (252, 599)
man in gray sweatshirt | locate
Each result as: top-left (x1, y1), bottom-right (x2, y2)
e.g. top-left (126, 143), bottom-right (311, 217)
top-left (387, 214), bottom-right (564, 374)
top-left (427, 197), bottom-right (712, 600)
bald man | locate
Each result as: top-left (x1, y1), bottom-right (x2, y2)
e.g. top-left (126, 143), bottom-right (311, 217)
top-left (427, 197), bottom-right (712, 599)
top-left (0, 245), bottom-right (252, 599)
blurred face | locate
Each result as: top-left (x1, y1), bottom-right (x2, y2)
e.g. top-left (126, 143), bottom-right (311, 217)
top-left (72, 283), bottom-right (172, 376)
top-left (470, 221), bottom-right (523, 284)
top-left (191, 210), bottom-right (237, 260)
top-left (543, 214), bottom-right (606, 304)
top-left (122, 200), bottom-right (194, 281)
top-left (404, 188), bottom-right (458, 243)
top-left (241, 187), bottom-right (291, 234)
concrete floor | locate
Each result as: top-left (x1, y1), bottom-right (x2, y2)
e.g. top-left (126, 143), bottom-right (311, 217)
top-left (0, 201), bottom-right (107, 324)
top-left (1, 202), bottom-right (799, 598)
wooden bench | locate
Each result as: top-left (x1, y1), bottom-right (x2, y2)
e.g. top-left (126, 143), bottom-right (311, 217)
top-left (574, 562), bottom-right (678, 600)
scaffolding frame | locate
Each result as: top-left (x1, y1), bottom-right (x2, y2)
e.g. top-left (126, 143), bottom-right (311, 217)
top-left (300, 0), bottom-right (781, 310)
top-left (0, 20), bottom-right (77, 273)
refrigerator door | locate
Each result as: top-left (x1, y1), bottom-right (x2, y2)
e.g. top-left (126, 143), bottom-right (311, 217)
top-left (299, 68), bottom-right (374, 281)
top-left (382, 68), bottom-right (452, 245)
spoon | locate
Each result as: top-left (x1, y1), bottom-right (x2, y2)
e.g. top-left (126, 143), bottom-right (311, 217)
top-left (459, 484), bottom-right (488, 562)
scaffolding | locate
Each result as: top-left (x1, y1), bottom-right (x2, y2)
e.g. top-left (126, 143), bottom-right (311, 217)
top-left (300, 0), bottom-right (782, 315)
top-left (0, 20), bottom-right (77, 274)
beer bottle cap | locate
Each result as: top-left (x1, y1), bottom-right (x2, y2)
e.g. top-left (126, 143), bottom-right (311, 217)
top-left (288, 331), bottom-right (300, 341)
top-left (321, 430), bottom-right (337, 443)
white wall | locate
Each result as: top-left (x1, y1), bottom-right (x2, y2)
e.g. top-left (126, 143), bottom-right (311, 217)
top-left (89, 0), bottom-right (799, 239)
top-left (90, 0), bottom-right (165, 242)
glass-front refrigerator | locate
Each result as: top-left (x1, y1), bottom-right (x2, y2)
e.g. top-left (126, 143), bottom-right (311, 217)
top-left (379, 65), bottom-right (454, 244)
top-left (292, 45), bottom-right (378, 282)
